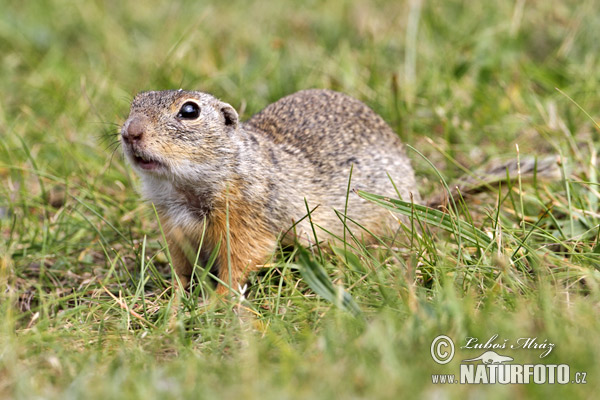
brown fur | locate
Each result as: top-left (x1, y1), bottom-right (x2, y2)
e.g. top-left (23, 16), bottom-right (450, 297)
top-left (121, 89), bottom-right (421, 294)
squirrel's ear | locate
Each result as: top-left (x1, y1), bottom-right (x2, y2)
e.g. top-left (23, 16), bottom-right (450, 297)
top-left (220, 103), bottom-right (238, 128)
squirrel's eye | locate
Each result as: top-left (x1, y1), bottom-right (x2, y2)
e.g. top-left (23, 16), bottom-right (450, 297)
top-left (177, 102), bottom-right (200, 119)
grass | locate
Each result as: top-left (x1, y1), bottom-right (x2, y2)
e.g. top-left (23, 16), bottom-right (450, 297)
top-left (1, 0), bottom-right (600, 398)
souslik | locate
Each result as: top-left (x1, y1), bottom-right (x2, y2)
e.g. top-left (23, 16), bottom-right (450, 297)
top-left (120, 89), bottom-right (558, 295)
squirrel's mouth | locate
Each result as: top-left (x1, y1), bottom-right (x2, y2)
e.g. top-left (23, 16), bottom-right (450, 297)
top-left (133, 153), bottom-right (162, 170)
top-left (127, 146), bottom-right (164, 172)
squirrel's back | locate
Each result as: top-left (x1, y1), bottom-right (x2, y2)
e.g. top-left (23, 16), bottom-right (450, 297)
top-left (245, 89), bottom-right (419, 204)
top-left (246, 89), bottom-right (406, 168)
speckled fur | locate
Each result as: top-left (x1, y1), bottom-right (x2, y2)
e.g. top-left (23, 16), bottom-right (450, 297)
top-left (121, 89), bottom-right (420, 294)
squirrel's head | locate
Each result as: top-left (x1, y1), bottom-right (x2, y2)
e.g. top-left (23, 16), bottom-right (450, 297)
top-left (121, 90), bottom-right (240, 183)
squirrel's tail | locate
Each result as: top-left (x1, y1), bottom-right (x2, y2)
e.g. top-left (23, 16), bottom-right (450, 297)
top-left (426, 155), bottom-right (561, 208)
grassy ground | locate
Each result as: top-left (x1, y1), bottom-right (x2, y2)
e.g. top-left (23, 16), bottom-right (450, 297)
top-left (1, 0), bottom-right (600, 398)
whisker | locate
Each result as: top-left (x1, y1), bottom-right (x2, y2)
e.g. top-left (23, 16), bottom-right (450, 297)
top-left (104, 139), bottom-right (121, 152)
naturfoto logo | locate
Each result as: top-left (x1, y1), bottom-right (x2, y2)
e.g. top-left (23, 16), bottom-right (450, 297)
top-left (430, 335), bottom-right (587, 385)
top-left (462, 350), bottom-right (513, 364)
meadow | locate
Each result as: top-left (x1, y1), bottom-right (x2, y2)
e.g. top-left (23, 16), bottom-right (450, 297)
top-left (1, 0), bottom-right (599, 398)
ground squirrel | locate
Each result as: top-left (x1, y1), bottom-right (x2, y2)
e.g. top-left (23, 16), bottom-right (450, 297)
top-left (120, 89), bottom-right (556, 295)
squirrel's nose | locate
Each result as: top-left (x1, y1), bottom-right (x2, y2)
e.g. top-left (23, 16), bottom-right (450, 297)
top-left (122, 116), bottom-right (146, 143)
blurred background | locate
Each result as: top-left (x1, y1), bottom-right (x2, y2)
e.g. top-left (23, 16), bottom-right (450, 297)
top-left (2, 0), bottom-right (598, 177)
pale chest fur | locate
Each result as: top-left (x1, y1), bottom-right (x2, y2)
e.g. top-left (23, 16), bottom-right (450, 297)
top-left (141, 175), bottom-right (278, 272)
